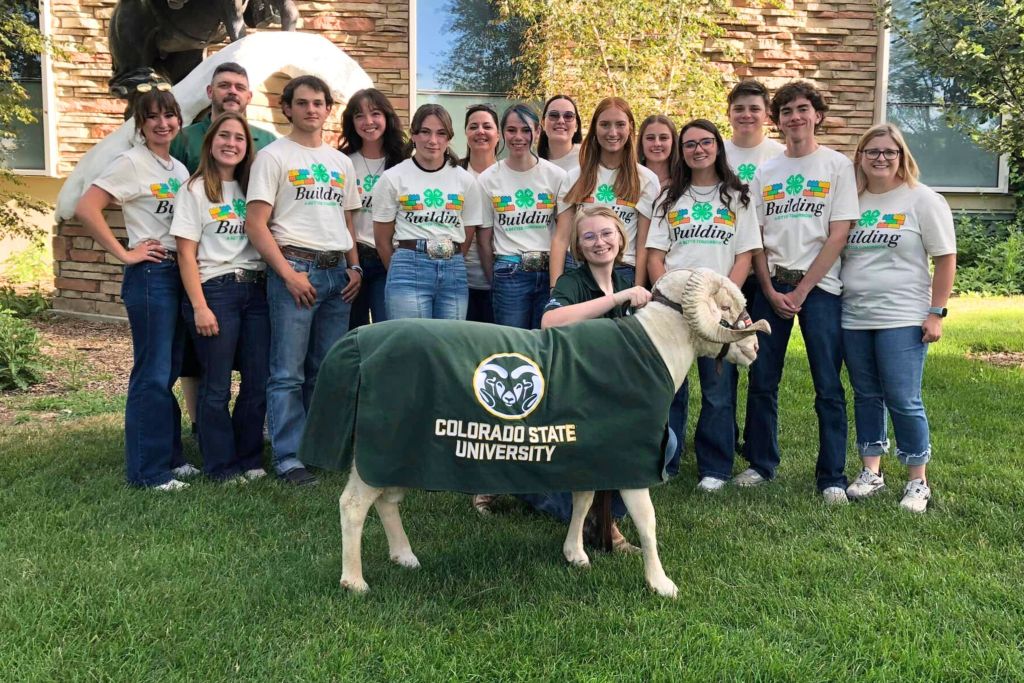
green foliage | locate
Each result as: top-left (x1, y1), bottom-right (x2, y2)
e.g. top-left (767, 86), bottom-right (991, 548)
top-left (1, 239), bottom-right (50, 284)
top-left (953, 216), bottom-right (1024, 295)
top-left (0, 309), bottom-right (45, 390)
top-left (501, 0), bottom-right (733, 128)
top-left (0, 285), bottom-right (51, 318)
top-left (436, 0), bottom-right (528, 93)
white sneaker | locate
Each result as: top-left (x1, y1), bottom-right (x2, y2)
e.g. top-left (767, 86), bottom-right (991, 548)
top-left (223, 474), bottom-right (249, 486)
top-left (243, 468), bottom-right (267, 481)
top-left (733, 468), bottom-right (767, 487)
top-left (153, 479), bottom-right (189, 492)
top-left (171, 463), bottom-right (202, 479)
top-left (697, 476), bottom-right (727, 492)
top-left (822, 486), bottom-right (849, 505)
top-left (900, 479), bottom-right (931, 513)
top-left (847, 468), bottom-right (885, 500)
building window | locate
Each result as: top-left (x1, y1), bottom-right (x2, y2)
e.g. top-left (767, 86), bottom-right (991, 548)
top-left (5, 1), bottom-right (47, 172)
top-left (884, 0), bottom-right (1007, 192)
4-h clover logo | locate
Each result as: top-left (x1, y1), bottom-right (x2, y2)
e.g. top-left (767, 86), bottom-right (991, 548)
top-left (167, 178), bottom-right (181, 194)
top-left (737, 164), bottom-right (756, 182)
top-left (423, 188), bottom-right (444, 208)
top-left (692, 202), bottom-right (713, 221)
top-left (515, 189), bottom-right (534, 208)
top-left (596, 184), bottom-right (616, 203)
top-left (473, 352), bottom-right (545, 420)
top-left (858, 210), bottom-right (880, 227)
top-left (363, 174), bottom-right (379, 193)
top-left (311, 164), bottom-right (329, 183)
top-left (233, 199), bottom-right (247, 219)
top-left (785, 174), bottom-right (805, 196)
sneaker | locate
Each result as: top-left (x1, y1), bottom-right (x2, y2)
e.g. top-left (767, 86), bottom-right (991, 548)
top-left (822, 486), bottom-right (849, 505)
top-left (223, 474), bottom-right (249, 486)
top-left (847, 468), bottom-right (885, 500)
top-left (472, 494), bottom-right (497, 515)
top-left (900, 479), bottom-right (931, 513)
top-left (153, 479), bottom-right (189, 492)
top-left (733, 468), bottom-right (767, 487)
top-left (171, 463), bottom-right (202, 479)
top-left (243, 468), bottom-right (267, 481)
top-left (280, 466), bottom-right (318, 487)
top-left (697, 476), bottom-right (727, 492)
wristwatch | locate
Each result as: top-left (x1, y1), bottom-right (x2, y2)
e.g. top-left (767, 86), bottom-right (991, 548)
top-left (348, 264), bottom-right (364, 275)
top-left (927, 306), bottom-right (948, 317)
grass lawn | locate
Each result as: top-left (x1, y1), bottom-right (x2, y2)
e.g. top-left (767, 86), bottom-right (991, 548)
top-left (1, 297), bottom-right (1022, 681)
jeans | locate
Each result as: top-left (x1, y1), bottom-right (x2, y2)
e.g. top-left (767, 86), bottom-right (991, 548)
top-left (491, 259), bottom-right (549, 329)
top-left (182, 276), bottom-right (270, 480)
top-left (349, 247), bottom-right (387, 328)
top-left (266, 258), bottom-right (351, 474)
top-left (742, 281), bottom-right (848, 490)
top-left (615, 264), bottom-right (635, 287)
top-left (843, 326), bottom-right (931, 466)
top-left (121, 260), bottom-right (185, 487)
top-left (467, 287), bottom-right (494, 324)
top-left (668, 357), bottom-right (738, 479)
top-left (385, 247), bottom-right (468, 320)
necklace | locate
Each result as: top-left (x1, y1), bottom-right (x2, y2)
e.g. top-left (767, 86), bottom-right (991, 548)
top-left (686, 182), bottom-right (720, 203)
top-left (358, 153), bottom-right (386, 193)
top-left (147, 146), bottom-right (175, 172)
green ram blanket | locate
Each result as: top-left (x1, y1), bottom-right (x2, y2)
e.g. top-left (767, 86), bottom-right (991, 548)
top-left (299, 316), bottom-right (676, 493)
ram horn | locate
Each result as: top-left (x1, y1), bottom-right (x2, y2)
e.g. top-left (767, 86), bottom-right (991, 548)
top-left (681, 270), bottom-right (770, 343)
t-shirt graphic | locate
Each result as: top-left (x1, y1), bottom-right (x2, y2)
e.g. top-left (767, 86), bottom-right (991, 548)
top-left (724, 138), bottom-right (785, 184)
top-left (347, 151), bottom-right (385, 248)
top-left (372, 159), bottom-right (484, 243)
top-left (171, 179), bottom-right (264, 282)
top-left (479, 159), bottom-right (567, 255)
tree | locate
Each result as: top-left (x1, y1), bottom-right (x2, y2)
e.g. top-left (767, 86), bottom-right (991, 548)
top-left (0, 1), bottom-right (61, 241)
top-left (499, 0), bottom-right (734, 128)
top-left (435, 0), bottom-right (528, 94)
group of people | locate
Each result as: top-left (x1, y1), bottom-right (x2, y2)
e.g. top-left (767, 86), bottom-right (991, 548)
top-left (74, 63), bottom-right (956, 521)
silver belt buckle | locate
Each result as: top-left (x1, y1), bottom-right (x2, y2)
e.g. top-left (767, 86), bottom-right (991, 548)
top-left (521, 251), bottom-right (549, 272)
top-left (425, 237), bottom-right (455, 260)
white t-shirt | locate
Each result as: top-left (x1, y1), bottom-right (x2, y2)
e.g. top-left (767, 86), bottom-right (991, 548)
top-left (841, 183), bottom-right (956, 329)
top-left (91, 145), bottom-right (189, 251)
top-left (347, 150), bottom-right (388, 249)
top-left (247, 137), bottom-right (361, 252)
top-left (479, 159), bottom-right (567, 256)
top-left (647, 186), bottom-right (762, 277)
top-left (463, 164), bottom-right (490, 290)
top-left (371, 158), bottom-right (484, 243)
top-left (557, 163), bottom-right (661, 267)
top-left (724, 138), bottom-right (785, 184)
top-left (170, 179), bottom-right (265, 282)
top-left (546, 144), bottom-right (580, 174)
top-left (751, 146), bottom-right (860, 295)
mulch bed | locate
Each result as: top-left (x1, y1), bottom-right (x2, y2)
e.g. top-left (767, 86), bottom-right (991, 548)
top-left (966, 350), bottom-right (1024, 369)
top-left (28, 313), bottom-right (134, 397)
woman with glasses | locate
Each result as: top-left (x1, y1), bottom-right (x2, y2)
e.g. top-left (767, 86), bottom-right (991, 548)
top-left (340, 88), bottom-right (408, 328)
top-left (170, 112), bottom-right (269, 484)
top-left (372, 104), bottom-right (483, 320)
top-left (75, 88), bottom-right (195, 490)
top-left (552, 97), bottom-right (660, 289)
top-left (646, 119), bottom-right (762, 484)
top-left (638, 114), bottom-right (678, 189)
top-left (460, 103), bottom-right (501, 323)
top-left (841, 124), bottom-right (956, 513)
top-left (539, 95), bottom-right (583, 174)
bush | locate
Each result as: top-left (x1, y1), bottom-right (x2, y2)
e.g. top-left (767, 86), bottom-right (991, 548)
top-left (0, 286), bottom-right (52, 318)
top-left (953, 216), bottom-right (1024, 295)
top-left (0, 309), bottom-right (46, 390)
top-left (1, 239), bottom-right (51, 285)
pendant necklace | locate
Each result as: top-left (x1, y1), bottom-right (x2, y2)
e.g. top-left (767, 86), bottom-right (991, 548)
top-left (148, 147), bottom-right (175, 172)
top-left (687, 182), bottom-right (720, 203)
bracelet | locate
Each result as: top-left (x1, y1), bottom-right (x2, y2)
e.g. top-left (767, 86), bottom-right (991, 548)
top-left (347, 264), bottom-right (364, 275)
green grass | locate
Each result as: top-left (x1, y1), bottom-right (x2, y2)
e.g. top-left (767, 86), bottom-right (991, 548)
top-left (1, 297), bottom-right (1023, 681)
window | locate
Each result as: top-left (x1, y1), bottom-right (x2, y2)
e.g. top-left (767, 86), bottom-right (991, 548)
top-left (5, 2), bottom-right (50, 173)
top-left (884, 0), bottom-right (1008, 192)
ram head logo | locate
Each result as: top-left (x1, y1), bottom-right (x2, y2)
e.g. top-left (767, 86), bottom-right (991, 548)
top-left (473, 353), bottom-right (546, 420)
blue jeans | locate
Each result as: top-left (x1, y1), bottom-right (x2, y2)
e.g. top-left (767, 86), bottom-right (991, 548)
top-left (668, 357), bottom-right (738, 479)
top-left (843, 326), bottom-right (931, 466)
top-left (615, 264), bottom-right (635, 287)
top-left (349, 247), bottom-right (387, 328)
top-left (492, 259), bottom-right (549, 329)
top-left (742, 282), bottom-right (848, 490)
top-left (385, 247), bottom-right (468, 320)
top-left (183, 276), bottom-right (270, 480)
top-left (267, 258), bottom-right (351, 474)
top-left (121, 260), bottom-right (185, 487)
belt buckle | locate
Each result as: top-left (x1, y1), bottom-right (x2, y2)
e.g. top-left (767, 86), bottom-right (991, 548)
top-left (317, 251), bottom-right (340, 268)
top-left (521, 251), bottom-right (548, 272)
top-left (775, 267), bottom-right (804, 286)
top-left (425, 237), bottom-right (454, 260)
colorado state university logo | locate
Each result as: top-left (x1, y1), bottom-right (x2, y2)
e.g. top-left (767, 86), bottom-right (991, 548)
top-left (473, 353), bottom-right (545, 420)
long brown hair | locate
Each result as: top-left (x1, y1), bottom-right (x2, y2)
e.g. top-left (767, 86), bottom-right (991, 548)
top-left (564, 97), bottom-right (641, 206)
top-left (187, 111), bottom-right (255, 203)
top-left (404, 104), bottom-right (460, 167)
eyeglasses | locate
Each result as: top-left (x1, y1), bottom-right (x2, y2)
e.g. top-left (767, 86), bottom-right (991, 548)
top-left (135, 82), bottom-right (173, 93)
top-left (681, 137), bottom-right (716, 152)
top-left (546, 111), bottom-right (576, 122)
top-left (580, 229), bottom-right (617, 244)
top-left (862, 148), bottom-right (901, 160)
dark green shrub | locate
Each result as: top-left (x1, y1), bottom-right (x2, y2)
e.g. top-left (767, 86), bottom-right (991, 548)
top-left (953, 216), bottom-right (1024, 295)
top-left (0, 286), bottom-right (52, 318)
top-left (0, 310), bottom-right (46, 390)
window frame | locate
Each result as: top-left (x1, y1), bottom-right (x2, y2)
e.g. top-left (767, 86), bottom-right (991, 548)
top-left (10, 0), bottom-right (58, 177)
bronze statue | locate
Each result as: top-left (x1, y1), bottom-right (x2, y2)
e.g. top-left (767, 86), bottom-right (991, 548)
top-left (108, 0), bottom-right (300, 99)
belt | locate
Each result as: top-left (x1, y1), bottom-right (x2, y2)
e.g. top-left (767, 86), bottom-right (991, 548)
top-left (397, 238), bottom-right (463, 260)
top-left (281, 244), bottom-right (345, 269)
top-left (161, 250), bottom-right (177, 263)
top-left (356, 243), bottom-right (382, 262)
top-left (773, 266), bottom-right (805, 286)
top-left (207, 269), bottom-right (266, 284)
top-left (496, 251), bottom-right (550, 272)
